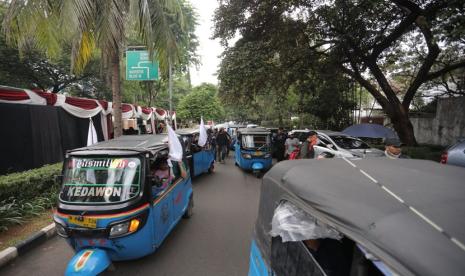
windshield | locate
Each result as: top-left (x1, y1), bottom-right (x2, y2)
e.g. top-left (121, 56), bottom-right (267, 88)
top-left (329, 135), bottom-right (370, 149)
top-left (242, 135), bottom-right (270, 149)
top-left (60, 157), bottom-right (141, 204)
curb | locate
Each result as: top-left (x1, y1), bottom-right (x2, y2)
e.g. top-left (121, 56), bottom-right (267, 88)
top-left (0, 223), bottom-right (56, 268)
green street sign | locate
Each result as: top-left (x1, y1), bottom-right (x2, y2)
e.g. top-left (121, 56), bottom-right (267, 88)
top-left (125, 50), bottom-right (159, 81)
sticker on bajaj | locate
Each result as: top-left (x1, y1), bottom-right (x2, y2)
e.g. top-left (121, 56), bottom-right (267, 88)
top-left (74, 250), bottom-right (94, 271)
top-left (61, 157), bottom-right (141, 204)
top-left (69, 158), bottom-right (130, 169)
top-left (64, 186), bottom-right (138, 198)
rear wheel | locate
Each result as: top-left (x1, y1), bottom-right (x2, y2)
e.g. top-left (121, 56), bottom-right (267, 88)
top-left (208, 162), bottom-right (215, 174)
top-left (183, 195), bottom-right (194, 219)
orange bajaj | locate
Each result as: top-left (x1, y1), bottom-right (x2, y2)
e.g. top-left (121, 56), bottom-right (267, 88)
top-left (54, 135), bottom-right (193, 275)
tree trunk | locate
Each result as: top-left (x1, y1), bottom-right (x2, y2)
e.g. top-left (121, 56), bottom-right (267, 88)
top-left (146, 81), bottom-right (154, 106)
top-left (298, 89), bottom-right (305, 129)
top-left (111, 50), bottom-right (123, 138)
top-left (387, 104), bottom-right (417, 146)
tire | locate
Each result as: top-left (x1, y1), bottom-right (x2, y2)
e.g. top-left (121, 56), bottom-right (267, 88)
top-left (183, 195), bottom-right (194, 219)
top-left (253, 171), bottom-right (261, 178)
top-left (208, 162), bottom-right (215, 174)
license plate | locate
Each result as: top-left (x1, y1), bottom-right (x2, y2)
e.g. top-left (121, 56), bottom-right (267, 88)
top-left (255, 151), bottom-right (263, 156)
top-left (68, 215), bottom-right (97, 228)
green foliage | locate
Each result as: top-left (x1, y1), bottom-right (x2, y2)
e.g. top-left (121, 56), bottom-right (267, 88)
top-left (176, 83), bottom-right (225, 121)
top-left (0, 163), bottom-right (61, 231)
top-left (0, 163), bottom-right (62, 202)
top-left (216, 24), bottom-right (354, 127)
top-left (122, 74), bottom-right (191, 109)
top-left (403, 145), bottom-right (446, 162)
top-left (0, 195), bottom-right (56, 232)
top-left (214, 0), bottom-right (465, 145)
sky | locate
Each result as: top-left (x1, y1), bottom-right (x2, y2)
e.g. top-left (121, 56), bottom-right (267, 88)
top-left (189, 0), bottom-right (223, 86)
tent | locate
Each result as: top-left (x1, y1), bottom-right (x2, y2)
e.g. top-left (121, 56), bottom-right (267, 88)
top-left (0, 85), bottom-right (174, 174)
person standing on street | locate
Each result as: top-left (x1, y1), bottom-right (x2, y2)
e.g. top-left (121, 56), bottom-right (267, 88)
top-left (216, 127), bottom-right (230, 163)
top-left (285, 133), bottom-right (300, 160)
top-left (274, 128), bottom-right (287, 162)
top-left (384, 137), bottom-right (410, 159)
top-left (300, 131), bottom-right (318, 159)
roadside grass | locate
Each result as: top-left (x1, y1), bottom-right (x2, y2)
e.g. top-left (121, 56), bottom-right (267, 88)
top-left (0, 209), bottom-right (54, 252)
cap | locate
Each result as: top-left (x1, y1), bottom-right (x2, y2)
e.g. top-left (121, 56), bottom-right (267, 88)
top-left (385, 137), bottom-right (402, 147)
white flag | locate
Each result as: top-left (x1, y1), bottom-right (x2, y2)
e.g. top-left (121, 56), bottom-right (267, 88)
top-left (87, 119), bottom-right (98, 146)
top-left (198, 117), bottom-right (207, 147)
top-left (167, 124), bottom-right (183, 161)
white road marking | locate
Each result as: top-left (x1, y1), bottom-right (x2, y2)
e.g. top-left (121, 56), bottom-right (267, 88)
top-left (341, 158), bottom-right (465, 252)
top-left (342, 157), bottom-right (357, 168)
top-left (380, 186), bottom-right (405, 203)
top-left (451, 238), bottom-right (465, 251)
top-left (359, 169), bottom-right (378, 183)
top-left (409, 207), bottom-right (444, 232)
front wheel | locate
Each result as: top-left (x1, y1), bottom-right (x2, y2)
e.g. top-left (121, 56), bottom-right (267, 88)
top-left (253, 170), bottom-right (262, 178)
top-left (183, 195), bottom-right (194, 219)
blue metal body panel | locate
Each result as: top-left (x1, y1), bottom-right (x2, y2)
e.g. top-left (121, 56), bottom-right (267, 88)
top-left (192, 148), bottom-right (215, 177)
top-left (65, 248), bottom-right (111, 276)
top-left (234, 143), bottom-right (272, 172)
top-left (248, 239), bottom-right (271, 276)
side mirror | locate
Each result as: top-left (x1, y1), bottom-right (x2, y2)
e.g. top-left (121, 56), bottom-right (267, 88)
top-left (326, 144), bottom-right (334, 149)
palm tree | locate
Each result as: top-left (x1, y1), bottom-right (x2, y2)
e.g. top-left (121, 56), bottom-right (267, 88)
top-left (2, 0), bottom-right (184, 137)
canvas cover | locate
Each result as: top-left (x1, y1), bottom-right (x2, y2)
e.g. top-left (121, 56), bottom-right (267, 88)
top-left (255, 158), bottom-right (465, 276)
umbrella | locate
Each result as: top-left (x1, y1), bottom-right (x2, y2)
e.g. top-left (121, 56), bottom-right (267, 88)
top-left (342, 123), bottom-right (398, 139)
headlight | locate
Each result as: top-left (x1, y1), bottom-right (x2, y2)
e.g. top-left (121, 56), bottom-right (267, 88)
top-left (55, 222), bottom-right (68, 238)
top-left (109, 218), bottom-right (141, 238)
top-left (242, 153), bottom-right (252, 159)
top-left (264, 153), bottom-right (271, 158)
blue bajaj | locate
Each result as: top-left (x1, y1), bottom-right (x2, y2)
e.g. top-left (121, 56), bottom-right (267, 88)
top-left (54, 135), bottom-right (193, 275)
top-left (176, 128), bottom-right (215, 177)
top-left (234, 128), bottom-right (272, 177)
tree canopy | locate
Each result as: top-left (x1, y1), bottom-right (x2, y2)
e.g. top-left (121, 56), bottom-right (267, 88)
top-left (214, 0), bottom-right (465, 145)
top-left (176, 83), bottom-right (225, 122)
top-left (2, 0), bottom-right (189, 137)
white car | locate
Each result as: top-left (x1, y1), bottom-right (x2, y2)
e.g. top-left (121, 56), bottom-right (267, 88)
top-left (288, 130), bottom-right (384, 158)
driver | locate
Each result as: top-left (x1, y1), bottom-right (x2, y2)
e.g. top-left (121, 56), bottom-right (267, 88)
top-left (154, 161), bottom-right (172, 189)
top-left (151, 159), bottom-right (173, 196)
top-left (151, 158), bottom-right (188, 196)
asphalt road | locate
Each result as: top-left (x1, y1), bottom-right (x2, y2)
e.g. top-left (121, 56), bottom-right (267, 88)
top-left (1, 156), bottom-right (263, 276)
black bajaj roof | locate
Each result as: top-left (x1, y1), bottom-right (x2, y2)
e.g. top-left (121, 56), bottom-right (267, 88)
top-left (257, 158), bottom-right (465, 276)
top-left (175, 128), bottom-right (199, 136)
top-left (68, 134), bottom-right (169, 157)
top-left (237, 127), bottom-right (270, 135)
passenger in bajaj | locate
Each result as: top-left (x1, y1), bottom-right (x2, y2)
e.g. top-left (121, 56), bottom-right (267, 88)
top-left (150, 157), bottom-right (187, 197)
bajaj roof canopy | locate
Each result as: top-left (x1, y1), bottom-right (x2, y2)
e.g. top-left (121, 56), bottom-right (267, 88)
top-left (258, 158), bottom-right (465, 276)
